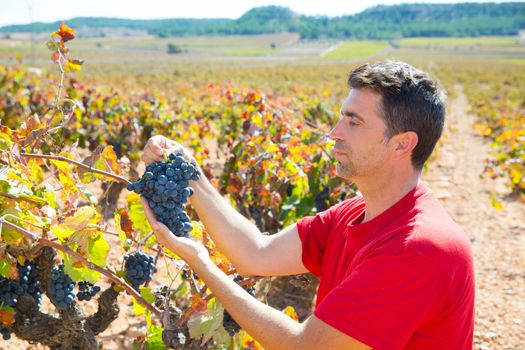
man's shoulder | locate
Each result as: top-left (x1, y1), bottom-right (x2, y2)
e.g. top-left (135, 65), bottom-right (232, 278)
top-left (326, 195), bottom-right (365, 215)
top-left (369, 184), bottom-right (474, 281)
top-left (404, 201), bottom-right (473, 281)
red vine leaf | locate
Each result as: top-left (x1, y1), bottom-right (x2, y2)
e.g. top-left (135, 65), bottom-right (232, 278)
top-left (0, 307), bottom-right (16, 327)
top-left (51, 51), bottom-right (60, 63)
top-left (191, 295), bottom-right (208, 313)
top-left (57, 22), bottom-right (76, 42)
top-left (117, 209), bottom-right (134, 238)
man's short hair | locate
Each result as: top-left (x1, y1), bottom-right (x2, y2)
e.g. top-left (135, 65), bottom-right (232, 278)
top-left (348, 61), bottom-right (446, 169)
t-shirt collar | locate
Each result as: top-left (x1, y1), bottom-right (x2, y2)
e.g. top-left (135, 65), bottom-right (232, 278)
top-left (346, 181), bottom-right (430, 229)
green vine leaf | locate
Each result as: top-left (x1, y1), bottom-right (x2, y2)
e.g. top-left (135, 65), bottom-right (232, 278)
top-left (127, 193), bottom-right (152, 239)
top-left (187, 299), bottom-right (223, 344)
top-left (62, 254), bottom-right (100, 282)
top-left (0, 259), bottom-right (11, 278)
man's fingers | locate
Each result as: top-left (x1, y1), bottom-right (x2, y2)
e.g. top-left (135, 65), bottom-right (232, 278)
top-left (142, 143), bottom-right (164, 165)
top-left (141, 197), bottom-right (159, 229)
top-left (141, 153), bottom-right (152, 165)
top-left (145, 143), bottom-right (163, 159)
top-left (149, 138), bottom-right (166, 157)
top-left (142, 153), bottom-right (159, 165)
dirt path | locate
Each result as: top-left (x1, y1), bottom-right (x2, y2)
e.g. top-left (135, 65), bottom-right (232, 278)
top-left (424, 85), bottom-right (525, 350)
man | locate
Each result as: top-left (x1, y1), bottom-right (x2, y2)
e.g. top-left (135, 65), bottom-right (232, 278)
top-left (141, 61), bottom-right (475, 349)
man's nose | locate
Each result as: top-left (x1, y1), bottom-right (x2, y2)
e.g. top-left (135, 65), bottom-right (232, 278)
top-left (329, 118), bottom-right (344, 141)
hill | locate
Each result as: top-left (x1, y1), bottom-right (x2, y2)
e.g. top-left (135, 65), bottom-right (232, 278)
top-left (1, 3), bottom-right (524, 39)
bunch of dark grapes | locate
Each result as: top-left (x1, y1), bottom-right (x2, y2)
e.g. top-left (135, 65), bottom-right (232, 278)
top-left (17, 261), bottom-right (42, 306)
top-left (0, 325), bottom-right (11, 340)
top-left (48, 265), bottom-right (76, 309)
top-left (0, 276), bottom-right (23, 307)
top-left (222, 275), bottom-right (256, 336)
top-left (77, 281), bottom-right (101, 301)
top-left (124, 251), bottom-right (155, 291)
top-left (181, 269), bottom-right (200, 281)
top-left (127, 152), bottom-right (200, 238)
top-left (314, 185), bottom-right (330, 212)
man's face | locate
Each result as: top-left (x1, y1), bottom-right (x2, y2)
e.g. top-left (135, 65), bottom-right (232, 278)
top-left (329, 88), bottom-right (393, 180)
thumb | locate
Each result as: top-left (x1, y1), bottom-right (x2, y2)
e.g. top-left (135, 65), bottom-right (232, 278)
top-left (154, 221), bottom-right (171, 235)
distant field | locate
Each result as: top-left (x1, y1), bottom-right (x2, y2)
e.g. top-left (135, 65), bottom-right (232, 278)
top-left (0, 33), bottom-right (300, 59)
top-left (322, 41), bottom-right (389, 60)
top-left (399, 36), bottom-right (521, 48)
top-left (0, 33), bottom-right (523, 66)
top-left (501, 58), bottom-right (525, 65)
top-left (82, 33), bottom-right (298, 55)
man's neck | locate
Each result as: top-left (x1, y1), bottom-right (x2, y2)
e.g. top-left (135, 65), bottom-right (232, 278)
top-left (356, 173), bottom-right (420, 223)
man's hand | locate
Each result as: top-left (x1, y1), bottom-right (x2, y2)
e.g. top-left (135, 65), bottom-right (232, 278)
top-left (141, 135), bottom-right (195, 165)
top-left (141, 197), bottom-right (209, 265)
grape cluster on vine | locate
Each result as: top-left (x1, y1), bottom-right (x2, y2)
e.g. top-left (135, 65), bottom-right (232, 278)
top-left (314, 185), bottom-right (330, 212)
top-left (222, 275), bottom-right (256, 336)
top-left (77, 281), bottom-right (101, 301)
top-left (181, 269), bottom-right (200, 281)
top-left (124, 251), bottom-right (155, 291)
top-left (127, 152), bottom-right (200, 237)
top-left (17, 261), bottom-right (43, 306)
top-left (0, 276), bottom-right (23, 307)
top-left (48, 265), bottom-right (76, 309)
top-left (0, 325), bottom-right (11, 340)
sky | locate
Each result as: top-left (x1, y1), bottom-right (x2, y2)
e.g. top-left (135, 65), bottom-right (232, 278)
top-left (0, 0), bottom-right (521, 27)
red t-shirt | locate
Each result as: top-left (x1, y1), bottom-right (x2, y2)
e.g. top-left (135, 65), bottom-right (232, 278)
top-left (297, 182), bottom-right (474, 350)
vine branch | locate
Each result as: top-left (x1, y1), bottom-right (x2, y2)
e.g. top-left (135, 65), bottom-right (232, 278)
top-left (0, 192), bottom-right (44, 205)
top-left (21, 153), bottom-right (131, 184)
top-left (0, 218), bottom-right (161, 319)
top-left (174, 276), bottom-right (262, 328)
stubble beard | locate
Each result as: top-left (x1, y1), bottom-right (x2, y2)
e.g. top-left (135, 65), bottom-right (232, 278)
top-left (336, 155), bottom-right (358, 180)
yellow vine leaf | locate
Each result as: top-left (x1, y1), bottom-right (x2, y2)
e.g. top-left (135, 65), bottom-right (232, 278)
top-left (51, 206), bottom-right (97, 240)
top-left (79, 145), bottom-right (121, 183)
top-left (241, 330), bottom-right (263, 350)
top-left (282, 306), bottom-right (299, 321)
top-left (64, 59), bottom-right (83, 73)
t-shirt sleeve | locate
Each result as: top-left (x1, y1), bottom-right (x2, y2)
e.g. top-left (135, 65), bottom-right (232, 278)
top-left (314, 252), bottom-right (449, 350)
top-left (296, 206), bottom-right (336, 277)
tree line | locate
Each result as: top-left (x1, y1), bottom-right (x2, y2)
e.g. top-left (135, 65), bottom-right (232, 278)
top-left (1, 3), bottom-right (524, 39)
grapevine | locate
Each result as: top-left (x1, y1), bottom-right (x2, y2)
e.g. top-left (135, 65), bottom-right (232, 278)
top-left (0, 20), bottom-right (351, 349)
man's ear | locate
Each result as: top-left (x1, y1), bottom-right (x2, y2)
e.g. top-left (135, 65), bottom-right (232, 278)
top-left (392, 131), bottom-right (418, 160)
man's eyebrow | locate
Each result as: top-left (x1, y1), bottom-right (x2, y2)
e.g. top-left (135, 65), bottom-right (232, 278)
top-left (340, 109), bottom-right (365, 122)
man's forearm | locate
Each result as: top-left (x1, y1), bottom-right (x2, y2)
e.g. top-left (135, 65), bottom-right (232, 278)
top-left (189, 173), bottom-right (265, 275)
top-left (193, 258), bottom-right (303, 350)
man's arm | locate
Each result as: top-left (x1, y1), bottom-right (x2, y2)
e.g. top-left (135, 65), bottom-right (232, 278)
top-left (190, 173), bottom-right (307, 276)
top-left (194, 257), bottom-right (371, 350)
top-left (142, 135), bottom-right (307, 277)
top-left (142, 202), bottom-right (371, 350)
